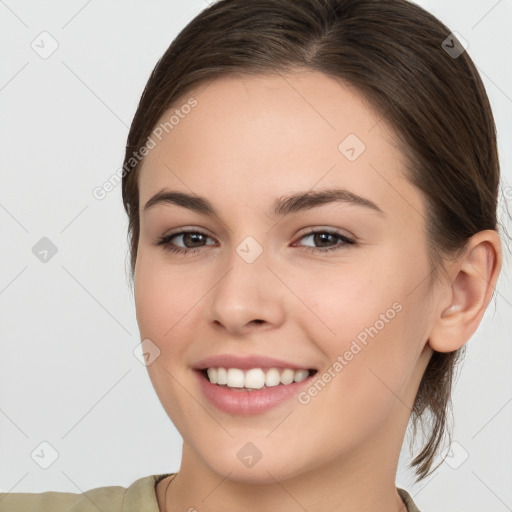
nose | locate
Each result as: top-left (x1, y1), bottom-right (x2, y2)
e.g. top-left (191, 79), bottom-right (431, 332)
top-left (206, 242), bottom-right (286, 336)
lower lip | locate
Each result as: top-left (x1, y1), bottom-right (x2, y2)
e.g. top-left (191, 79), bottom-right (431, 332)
top-left (195, 370), bottom-right (316, 416)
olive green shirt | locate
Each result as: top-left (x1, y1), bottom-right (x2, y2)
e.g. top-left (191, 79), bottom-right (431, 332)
top-left (0, 473), bottom-right (421, 511)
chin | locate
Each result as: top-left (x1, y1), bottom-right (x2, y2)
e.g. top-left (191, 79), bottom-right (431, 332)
top-left (199, 449), bottom-right (308, 485)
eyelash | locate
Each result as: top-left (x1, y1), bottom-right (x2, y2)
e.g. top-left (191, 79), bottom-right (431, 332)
top-left (155, 229), bottom-right (356, 255)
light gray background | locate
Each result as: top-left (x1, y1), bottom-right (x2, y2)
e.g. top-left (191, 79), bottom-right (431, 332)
top-left (1, 1), bottom-right (511, 510)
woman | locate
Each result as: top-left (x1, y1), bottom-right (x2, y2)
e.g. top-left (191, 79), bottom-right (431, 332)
top-left (0, 0), bottom-right (504, 510)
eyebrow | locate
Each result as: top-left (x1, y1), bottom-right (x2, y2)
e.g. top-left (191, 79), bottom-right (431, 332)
top-left (143, 187), bottom-right (385, 218)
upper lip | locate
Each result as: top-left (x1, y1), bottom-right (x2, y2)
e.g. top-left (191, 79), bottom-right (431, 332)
top-left (194, 354), bottom-right (316, 371)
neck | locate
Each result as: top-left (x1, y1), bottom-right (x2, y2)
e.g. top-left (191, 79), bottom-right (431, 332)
top-left (162, 408), bottom-right (409, 512)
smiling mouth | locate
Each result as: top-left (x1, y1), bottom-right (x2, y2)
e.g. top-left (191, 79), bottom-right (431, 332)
top-left (199, 367), bottom-right (318, 391)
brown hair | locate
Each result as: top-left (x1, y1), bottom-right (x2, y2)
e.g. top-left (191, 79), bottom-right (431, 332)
top-left (121, 0), bottom-right (500, 481)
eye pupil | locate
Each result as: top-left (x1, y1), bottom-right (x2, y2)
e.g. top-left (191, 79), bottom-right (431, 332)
top-left (185, 233), bottom-right (204, 247)
top-left (315, 233), bottom-right (333, 247)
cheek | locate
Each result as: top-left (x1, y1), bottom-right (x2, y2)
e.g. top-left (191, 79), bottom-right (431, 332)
top-left (134, 258), bottom-right (203, 426)
top-left (134, 252), bottom-right (202, 341)
top-left (294, 253), bottom-right (425, 406)
top-left (294, 303), bottom-right (421, 457)
top-left (292, 255), bottom-right (401, 340)
top-left (133, 255), bottom-right (216, 414)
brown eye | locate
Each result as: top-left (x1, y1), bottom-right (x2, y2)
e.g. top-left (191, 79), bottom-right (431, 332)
top-left (155, 230), bottom-right (216, 254)
top-left (296, 230), bottom-right (355, 253)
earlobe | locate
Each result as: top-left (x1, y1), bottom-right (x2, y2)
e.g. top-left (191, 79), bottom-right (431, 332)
top-left (428, 230), bottom-right (502, 353)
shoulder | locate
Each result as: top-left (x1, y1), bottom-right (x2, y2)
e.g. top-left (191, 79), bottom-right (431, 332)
top-left (397, 487), bottom-right (421, 512)
top-left (0, 473), bottom-right (173, 512)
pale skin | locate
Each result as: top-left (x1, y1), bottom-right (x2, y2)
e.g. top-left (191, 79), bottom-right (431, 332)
top-left (132, 70), bottom-right (502, 512)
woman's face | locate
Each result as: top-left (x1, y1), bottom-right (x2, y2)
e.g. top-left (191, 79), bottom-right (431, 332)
top-left (134, 70), bottom-right (436, 483)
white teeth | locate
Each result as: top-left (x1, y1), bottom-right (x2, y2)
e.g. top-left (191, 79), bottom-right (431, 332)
top-left (226, 368), bottom-right (245, 388)
top-left (245, 368), bottom-right (266, 389)
top-left (293, 369), bottom-right (309, 383)
top-left (265, 368), bottom-right (281, 387)
top-left (205, 367), bottom-right (313, 389)
top-left (207, 368), bottom-right (218, 384)
top-left (280, 368), bottom-right (295, 385)
top-left (217, 367), bottom-right (227, 385)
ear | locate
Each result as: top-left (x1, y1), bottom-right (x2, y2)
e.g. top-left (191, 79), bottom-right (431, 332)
top-left (428, 229), bottom-right (502, 353)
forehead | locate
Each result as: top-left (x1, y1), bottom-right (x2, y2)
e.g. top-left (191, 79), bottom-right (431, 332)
top-left (140, 71), bottom-right (391, 163)
top-left (137, 70), bottom-right (419, 220)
